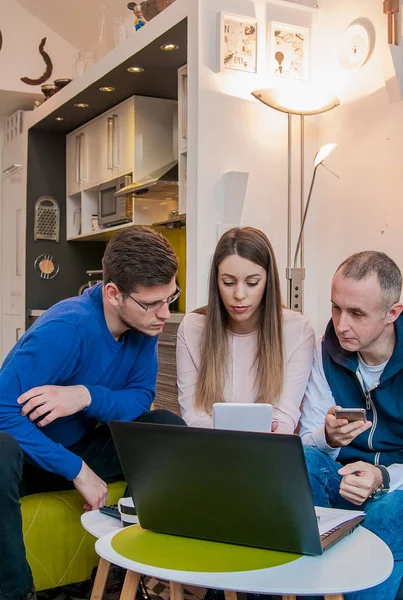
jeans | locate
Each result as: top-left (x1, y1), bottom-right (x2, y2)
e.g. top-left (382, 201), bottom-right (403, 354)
top-left (0, 409), bottom-right (186, 600)
top-left (304, 446), bottom-right (403, 600)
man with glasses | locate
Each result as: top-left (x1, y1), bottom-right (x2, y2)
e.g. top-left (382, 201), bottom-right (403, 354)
top-left (0, 225), bottom-right (185, 600)
top-left (300, 251), bottom-right (403, 600)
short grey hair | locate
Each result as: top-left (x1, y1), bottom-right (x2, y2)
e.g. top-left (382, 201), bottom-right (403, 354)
top-left (336, 251), bottom-right (402, 310)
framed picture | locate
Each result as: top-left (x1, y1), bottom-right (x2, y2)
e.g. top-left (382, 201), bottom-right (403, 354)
top-left (219, 13), bottom-right (258, 73)
top-left (270, 21), bottom-right (309, 81)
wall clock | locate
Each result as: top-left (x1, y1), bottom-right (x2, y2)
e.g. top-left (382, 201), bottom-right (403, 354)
top-left (339, 21), bottom-right (374, 70)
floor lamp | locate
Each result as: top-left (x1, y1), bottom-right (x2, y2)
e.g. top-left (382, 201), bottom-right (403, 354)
top-left (251, 87), bottom-right (340, 312)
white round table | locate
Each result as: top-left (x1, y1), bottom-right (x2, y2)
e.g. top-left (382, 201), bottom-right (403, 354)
top-left (81, 509), bottom-right (135, 600)
top-left (81, 508), bottom-right (125, 538)
top-left (94, 523), bottom-right (393, 600)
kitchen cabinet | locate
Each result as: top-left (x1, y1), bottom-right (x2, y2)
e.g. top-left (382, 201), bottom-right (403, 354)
top-left (1, 133), bottom-right (26, 360)
top-left (178, 64), bottom-right (188, 215)
top-left (66, 129), bottom-right (86, 195)
top-left (1, 314), bottom-right (23, 363)
top-left (66, 95), bottom-right (177, 239)
top-left (178, 64), bottom-right (188, 154)
top-left (1, 167), bottom-right (25, 317)
top-left (83, 99), bottom-right (134, 189)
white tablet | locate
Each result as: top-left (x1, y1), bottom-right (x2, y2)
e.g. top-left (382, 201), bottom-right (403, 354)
top-left (212, 402), bottom-right (273, 434)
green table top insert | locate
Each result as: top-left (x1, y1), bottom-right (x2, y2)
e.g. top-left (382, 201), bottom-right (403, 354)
top-left (111, 525), bottom-right (301, 572)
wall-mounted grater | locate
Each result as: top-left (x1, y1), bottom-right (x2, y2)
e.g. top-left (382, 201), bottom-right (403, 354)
top-left (34, 196), bottom-right (60, 242)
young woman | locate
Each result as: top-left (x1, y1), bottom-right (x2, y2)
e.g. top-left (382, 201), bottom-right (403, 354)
top-left (176, 227), bottom-right (315, 433)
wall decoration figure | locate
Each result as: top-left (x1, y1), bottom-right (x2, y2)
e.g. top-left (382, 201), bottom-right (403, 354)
top-left (34, 254), bottom-right (59, 280)
top-left (218, 12), bottom-right (258, 73)
top-left (127, 2), bottom-right (147, 30)
top-left (270, 22), bottom-right (309, 81)
top-left (21, 38), bottom-right (53, 86)
top-left (140, 0), bottom-right (176, 22)
top-left (34, 197), bottom-right (60, 243)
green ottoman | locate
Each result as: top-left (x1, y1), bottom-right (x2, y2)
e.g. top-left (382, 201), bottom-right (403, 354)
top-left (21, 480), bottom-right (126, 592)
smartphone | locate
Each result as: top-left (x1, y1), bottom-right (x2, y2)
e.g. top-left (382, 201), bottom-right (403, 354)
top-left (334, 408), bottom-right (367, 422)
top-left (212, 403), bottom-right (273, 433)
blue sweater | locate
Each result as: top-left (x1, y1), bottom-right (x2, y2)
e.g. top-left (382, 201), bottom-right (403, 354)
top-left (322, 314), bottom-right (403, 467)
top-left (0, 284), bottom-right (158, 480)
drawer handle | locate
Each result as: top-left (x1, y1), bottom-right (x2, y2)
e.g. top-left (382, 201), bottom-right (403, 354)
top-left (3, 164), bottom-right (22, 175)
top-left (107, 117), bottom-right (113, 170)
top-left (16, 209), bottom-right (22, 276)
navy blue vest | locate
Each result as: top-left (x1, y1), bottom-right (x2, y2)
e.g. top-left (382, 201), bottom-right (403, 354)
top-left (322, 315), bottom-right (403, 467)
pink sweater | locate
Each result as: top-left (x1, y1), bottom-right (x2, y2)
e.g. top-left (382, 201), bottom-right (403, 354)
top-left (176, 309), bottom-right (315, 433)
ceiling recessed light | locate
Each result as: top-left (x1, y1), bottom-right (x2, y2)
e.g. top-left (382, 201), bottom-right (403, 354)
top-left (160, 43), bottom-right (179, 52)
top-left (55, 117), bottom-right (64, 121)
top-left (127, 66), bottom-right (145, 73)
top-left (74, 103), bottom-right (89, 108)
top-left (99, 86), bottom-right (115, 92)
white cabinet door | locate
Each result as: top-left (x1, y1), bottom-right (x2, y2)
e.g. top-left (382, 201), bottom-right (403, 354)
top-left (1, 168), bottom-right (25, 316)
top-left (1, 314), bottom-right (24, 363)
top-left (178, 65), bottom-right (188, 154)
top-left (85, 113), bottom-right (113, 188)
top-left (112, 97), bottom-right (135, 179)
top-left (85, 98), bottom-right (134, 187)
top-left (66, 130), bottom-right (87, 195)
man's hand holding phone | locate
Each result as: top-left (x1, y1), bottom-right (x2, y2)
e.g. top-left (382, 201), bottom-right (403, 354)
top-left (325, 405), bottom-right (372, 448)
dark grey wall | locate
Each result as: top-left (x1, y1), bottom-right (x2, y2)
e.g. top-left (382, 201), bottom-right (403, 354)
top-left (26, 131), bottom-right (105, 314)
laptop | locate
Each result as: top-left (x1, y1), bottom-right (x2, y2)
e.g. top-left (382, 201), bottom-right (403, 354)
top-left (109, 422), bottom-right (364, 556)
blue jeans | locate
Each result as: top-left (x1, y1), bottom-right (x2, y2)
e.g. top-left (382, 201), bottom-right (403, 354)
top-left (0, 409), bottom-right (186, 600)
top-left (304, 446), bottom-right (403, 600)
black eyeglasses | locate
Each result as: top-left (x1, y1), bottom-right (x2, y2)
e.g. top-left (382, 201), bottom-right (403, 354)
top-left (124, 287), bottom-right (181, 313)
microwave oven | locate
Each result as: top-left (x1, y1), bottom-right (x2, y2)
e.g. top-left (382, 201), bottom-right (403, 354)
top-left (98, 174), bottom-right (133, 228)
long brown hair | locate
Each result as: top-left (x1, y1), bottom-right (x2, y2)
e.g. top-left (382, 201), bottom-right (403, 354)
top-left (195, 227), bottom-right (284, 413)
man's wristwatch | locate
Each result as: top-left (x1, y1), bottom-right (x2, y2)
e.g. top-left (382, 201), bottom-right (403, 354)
top-left (370, 465), bottom-right (390, 500)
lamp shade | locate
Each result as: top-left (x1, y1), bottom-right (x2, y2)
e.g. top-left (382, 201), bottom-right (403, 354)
top-left (313, 143), bottom-right (337, 168)
top-left (252, 87), bottom-right (340, 116)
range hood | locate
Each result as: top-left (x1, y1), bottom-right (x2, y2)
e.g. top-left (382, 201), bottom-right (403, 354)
top-left (115, 160), bottom-right (178, 202)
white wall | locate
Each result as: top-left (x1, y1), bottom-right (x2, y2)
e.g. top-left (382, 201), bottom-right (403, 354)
top-left (189, 0), bottom-right (317, 310)
top-left (0, 0), bottom-right (77, 97)
top-left (189, 0), bottom-right (403, 337)
top-left (305, 0), bottom-right (403, 333)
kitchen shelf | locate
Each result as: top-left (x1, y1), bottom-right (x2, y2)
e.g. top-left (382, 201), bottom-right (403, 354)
top-left (153, 214), bottom-right (186, 228)
top-left (67, 221), bottom-right (136, 242)
top-left (67, 213), bottom-right (187, 242)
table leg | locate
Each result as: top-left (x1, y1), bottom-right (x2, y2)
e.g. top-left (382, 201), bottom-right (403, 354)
top-left (120, 570), bottom-right (141, 600)
top-left (282, 596), bottom-right (296, 600)
top-left (90, 558), bottom-right (111, 600)
top-left (324, 596), bottom-right (344, 600)
top-left (224, 592), bottom-right (238, 600)
top-left (171, 582), bottom-right (184, 600)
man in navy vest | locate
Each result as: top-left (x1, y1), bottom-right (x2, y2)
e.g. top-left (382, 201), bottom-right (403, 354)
top-left (300, 250), bottom-right (403, 600)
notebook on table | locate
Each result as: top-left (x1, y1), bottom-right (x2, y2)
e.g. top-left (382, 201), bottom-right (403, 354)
top-left (109, 422), bottom-right (364, 556)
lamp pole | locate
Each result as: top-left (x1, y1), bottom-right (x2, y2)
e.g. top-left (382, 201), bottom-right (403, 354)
top-left (287, 113), bottom-right (292, 306)
top-left (251, 88), bottom-right (340, 313)
top-left (286, 113), bottom-right (306, 313)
